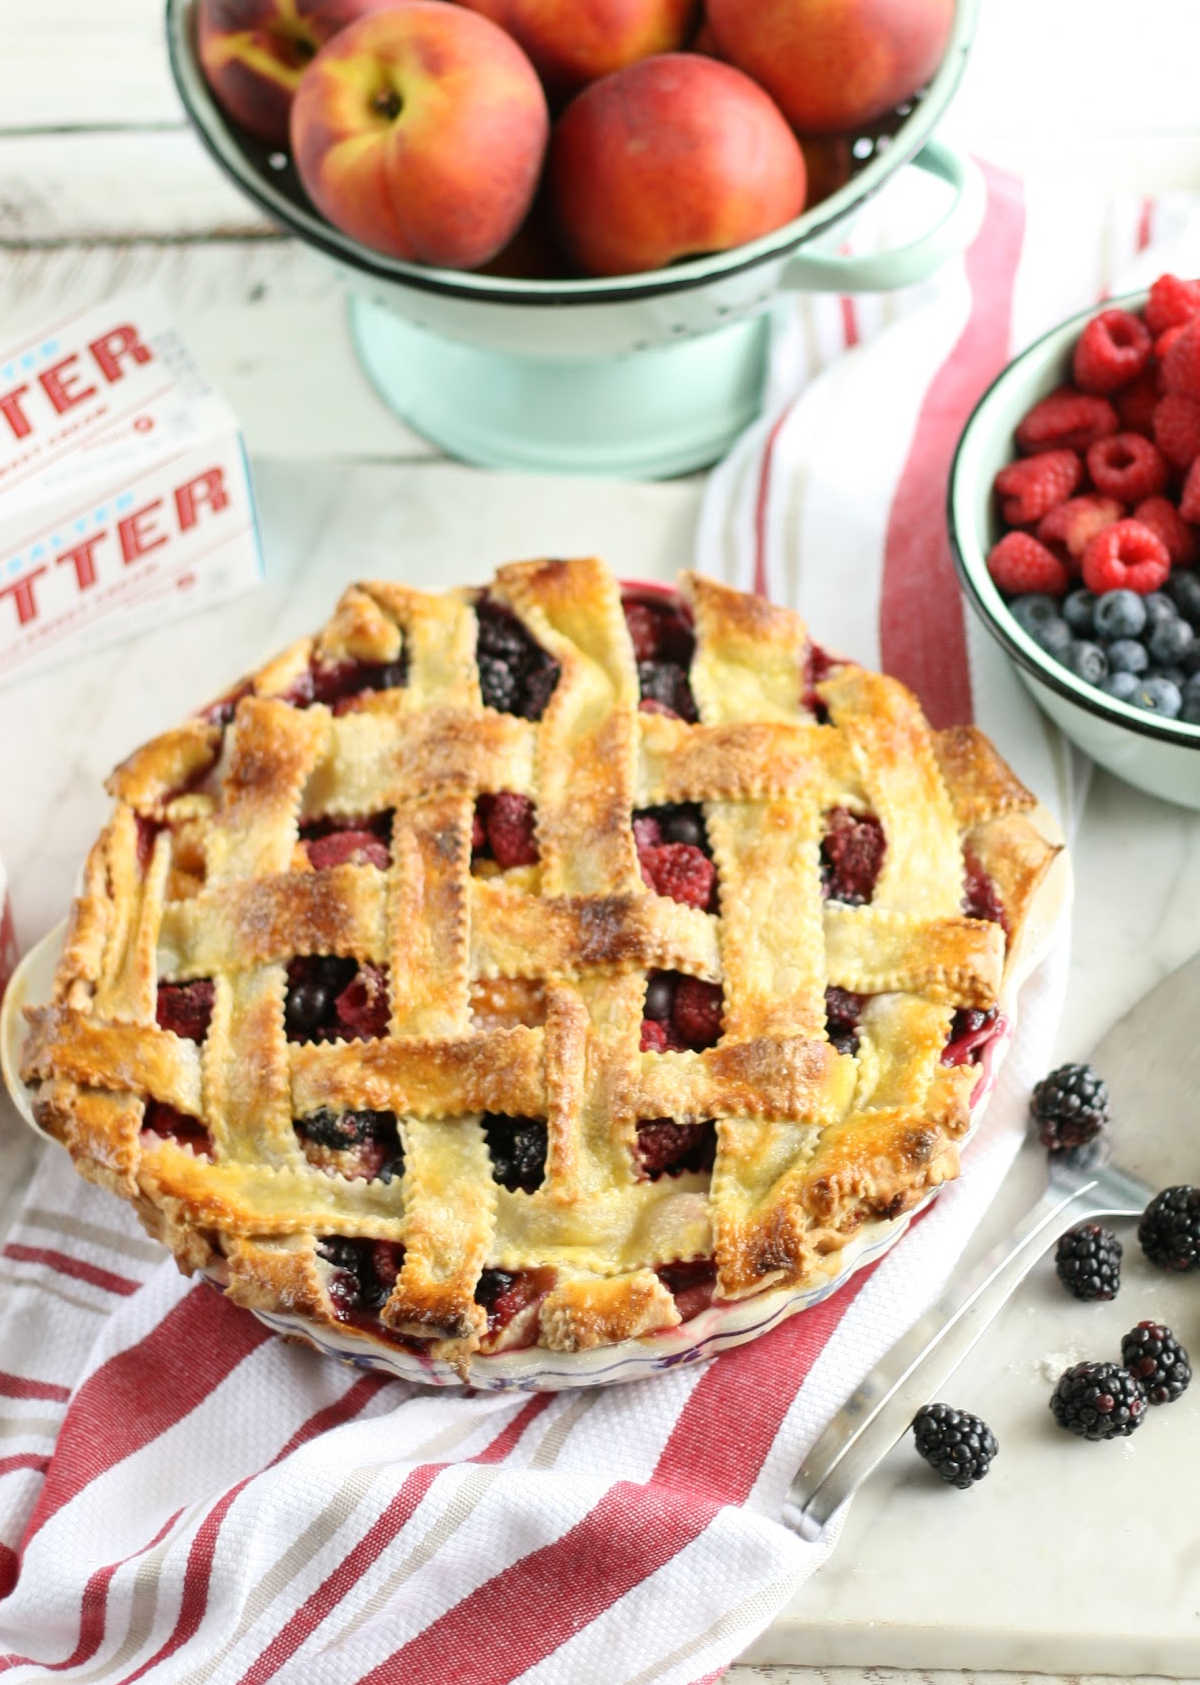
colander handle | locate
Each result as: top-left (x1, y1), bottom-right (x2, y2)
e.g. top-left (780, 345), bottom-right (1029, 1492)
top-left (778, 140), bottom-right (985, 294)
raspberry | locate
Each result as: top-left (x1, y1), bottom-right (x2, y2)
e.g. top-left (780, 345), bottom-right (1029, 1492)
top-left (1036, 495), bottom-right (1122, 563)
top-left (1181, 459), bottom-right (1200, 524)
top-left (1015, 389), bottom-right (1118, 455)
top-left (820, 808), bottom-right (886, 904)
top-left (672, 977), bottom-right (723, 1049)
top-left (1134, 495), bottom-right (1198, 567)
top-left (1153, 392), bottom-right (1200, 468)
top-left (623, 601), bottom-right (663, 661)
top-left (638, 841), bottom-right (716, 910)
top-left (1072, 308), bottom-right (1151, 394)
top-left (994, 450), bottom-right (1081, 525)
top-left (987, 532), bottom-right (1069, 597)
top-left (471, 809), bottom-right (487, 853)
top-left (1154, 324), bottom-right (1186, 382)
top-left (333, 963), bottom-right (390, 1039)
top-left (486, 792), bottom-right (538, 868)
top-left (1085, 433), bottom-right (1168, 502)
top-left (305, 829), bottom-right (390, 871)
top-left (1162, 318), bottom-right (1200, 399)
top-left (635, 1118), bottom-right (716, 1178)
top-left (1144, 273), bottom-right (1200, 337)
top-left (142, 1102), bottom-right (212, 1156)
top-left (1081, 519), bottom-right (1171, 594)
top-left (1115, 368), bottom-right (1160, 436)
top-left (639, 1018), bottom-right (684, 1053)
top-left (156, 980), bottom-right (215, 1044)
top-left (632, 813), bottom-right (663, 851)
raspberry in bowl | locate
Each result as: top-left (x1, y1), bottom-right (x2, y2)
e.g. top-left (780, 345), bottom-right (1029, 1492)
top-left (950, 276), bottom-right (1200, 807)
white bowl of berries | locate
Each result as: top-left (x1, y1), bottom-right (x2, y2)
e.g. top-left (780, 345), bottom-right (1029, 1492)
top-left (950, 274), bottom-right (1200, 808)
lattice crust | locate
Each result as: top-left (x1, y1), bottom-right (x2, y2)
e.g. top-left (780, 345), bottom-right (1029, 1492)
top-left (23, 560), bottom-right (1061, 1372)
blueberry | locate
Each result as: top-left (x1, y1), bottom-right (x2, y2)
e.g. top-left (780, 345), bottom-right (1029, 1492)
top-left (643, 973), bottom-right (675, 1021)
top-left (1167, 569), bottom-right (1200, 625)
top-left (1107, 638), bottom-right (1149, 675)
top-left (1143, 592), bottom-right (1178, 634)
top-left (1131, 677), bottom-right (1183, 717)
top-left (1061, 588), bottom-right (1097, 635)
top-left (1182, 694), bottom-right (1200, 725)
top-left (1093, 590), bottom-right (1147, 641)
top-left (1149, 665), bottom-right (1187, 689)
top-left (1064, 640), bottom-right (1108, 685)
top-left (661, 807), bottom-right (705, 849)
top-left (1033, 616), bottom-right (1072, 658)
top-left (1149, 616), bottom-right (1195, 665)
top-left (1101, 671), bottom-right (1140, 702)
top-left (1010, 593), bottom-right (1065, 637)
top-left (285, 981), bottom-right (332, 1039)
top-left (1180, 642), bottom-right (1200, 676)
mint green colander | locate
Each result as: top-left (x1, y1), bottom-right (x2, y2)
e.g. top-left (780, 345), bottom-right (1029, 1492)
top-left (167, 0), bottom-right (981, 477)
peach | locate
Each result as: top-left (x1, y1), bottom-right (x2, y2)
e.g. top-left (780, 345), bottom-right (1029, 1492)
top-left (290, 2), bottom-right (549, 269)
top-left (707, 0), bottom-right (953, 134)
top-left (198, 0), bottom-right (398, 145)
top-left (548, 54), bottom-right (806, 278)
top-left (454, 0), bottom-right (698, 96)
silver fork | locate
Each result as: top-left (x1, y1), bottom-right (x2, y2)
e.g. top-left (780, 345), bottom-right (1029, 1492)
top-left (782, 1147), bottom-right (1152, 1540)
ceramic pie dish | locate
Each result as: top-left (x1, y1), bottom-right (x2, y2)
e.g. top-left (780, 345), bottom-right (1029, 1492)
top-left (7, 560), bottom-right (1069, 1390)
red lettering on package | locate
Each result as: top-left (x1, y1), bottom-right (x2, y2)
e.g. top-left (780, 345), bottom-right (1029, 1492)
top-left (0, 321), bottom-right (153, 445)
top-left (40, 355), bottom-right (97, 416)
top-left (0, 567), bottom-right (47, 626)
top-left (118, 499), bottom-right (166, 565)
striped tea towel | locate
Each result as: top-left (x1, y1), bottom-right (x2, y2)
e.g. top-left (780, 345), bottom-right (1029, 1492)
top-left (0, 162), bottom-right (1184, 1685)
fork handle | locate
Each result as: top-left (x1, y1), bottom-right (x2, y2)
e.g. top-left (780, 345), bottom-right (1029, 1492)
top-left (781, 1178), bottom-right (1100, 1540)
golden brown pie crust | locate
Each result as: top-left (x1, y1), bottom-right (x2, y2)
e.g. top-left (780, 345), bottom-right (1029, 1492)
top-left (22, 560), bottom-right (1060, 1371)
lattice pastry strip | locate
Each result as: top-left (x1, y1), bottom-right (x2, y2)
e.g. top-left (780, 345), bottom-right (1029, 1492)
top-left (21, 558), bottom-right (1061, 1375)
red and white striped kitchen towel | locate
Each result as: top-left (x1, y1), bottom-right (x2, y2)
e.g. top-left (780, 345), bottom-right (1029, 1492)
top-left (0, 165), bottom-right (1187, 1684)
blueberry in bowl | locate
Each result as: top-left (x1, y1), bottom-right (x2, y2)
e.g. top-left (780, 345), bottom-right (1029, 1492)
top-left (949, 274), bottom-right (1200, 807)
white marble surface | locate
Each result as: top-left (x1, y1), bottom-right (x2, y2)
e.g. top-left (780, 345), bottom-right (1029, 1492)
top-left (3, 461), bottom-right (1200, 1677)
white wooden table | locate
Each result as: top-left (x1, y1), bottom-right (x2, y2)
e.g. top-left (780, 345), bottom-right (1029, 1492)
top-left (4, 4), bottom-right (1200, 1681)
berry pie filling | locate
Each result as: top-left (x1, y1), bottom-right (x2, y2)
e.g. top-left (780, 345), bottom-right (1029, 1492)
top-left (141, 1101), bottom-right (213, 1157)
top-left (635, 1118), bottom-right (717, 1180)
top-left (655, 1258), bottom-right (719, 1323)
top-left (281, 653), bottom-right (409, 714)
top-left (633, 804), bottom-right (716, 911)
top-left (299, 813), bottom-right (392, 871)
top-left (825, 986), bottom-right (867, 1057)
top-left (284, 956), bottom-right (390, 1042)
top-left (471, 792), bottom-right (539, 873)
top-left (640, 970), bottom-right (724, 1052)
top-left (622, 590), bottom-right (699, 722)
top-left (483, 1114), bottom-right (548, 1193)
top-left (156, 979), bottom-right (215, 1043)
top-left (294, 1108), bottom-right (405, 1182)
top-left (802, 641), bottom-right (842, 721)
top-left (474, 1266), bottom-right (557, 1351)
top-left (474, 598), bottom-right (561, 719)
top-left (961, 846), bottom-right (1009, 935)
top-left (820, 808), bottom-right (886, 905)
top-left (317, 1236), bottom-right (405, 1318)
top-left (941, 1007), bottom-right (1000, 1068)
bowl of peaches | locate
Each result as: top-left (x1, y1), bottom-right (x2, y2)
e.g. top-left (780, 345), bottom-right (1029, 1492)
top-left (168, 0), bottom-right (983, 476)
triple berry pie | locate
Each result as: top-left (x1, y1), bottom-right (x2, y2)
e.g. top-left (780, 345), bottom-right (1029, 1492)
top-left (21, 560), bottom-right (1060, 1376)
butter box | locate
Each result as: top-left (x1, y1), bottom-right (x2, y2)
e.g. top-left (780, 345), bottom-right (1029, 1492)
top-left (0, 289), bottom-right (263, 686)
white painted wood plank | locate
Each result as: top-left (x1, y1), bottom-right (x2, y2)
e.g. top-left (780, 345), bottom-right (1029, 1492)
top-left (0, 129), bottom-right (272, 244)
top-left (0, 242), bottom-right (436, 461)
top-left (0, 0), bottom-right (184, 129)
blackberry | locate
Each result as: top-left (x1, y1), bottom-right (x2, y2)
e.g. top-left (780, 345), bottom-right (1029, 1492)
top-left (1138, 1185), bottom-right (1200, 1271)
top-left (1049, 1361), bottom-right (1147, 1440)
top-left (1030, 1062), bottom-right (1109, 1151)
top-left (825, 986), bottom-right (865, 1057)
top-left (911, 1404), bottom-right (998, 1488)
top-left (520, 658), bottom-right (561, 721)
top-left (483, 1114), bottom-right (547, 1193)
top-left (478, 653), bottom-right (520, 714)
top-left (1121, 1321), bottom-right (1191, 1405)
top-left (1054, 1222), bottom-right (1121, 1300)
top-left (637, 660), bottom-right (698, 722)
top-left (284, 955), bottom-right (357, 1040)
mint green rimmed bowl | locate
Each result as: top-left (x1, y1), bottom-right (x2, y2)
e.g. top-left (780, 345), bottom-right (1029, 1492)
top-left (166, 0), bottom-right (982, 477)
top-left (950, 285), bottom-right (1200, 810)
